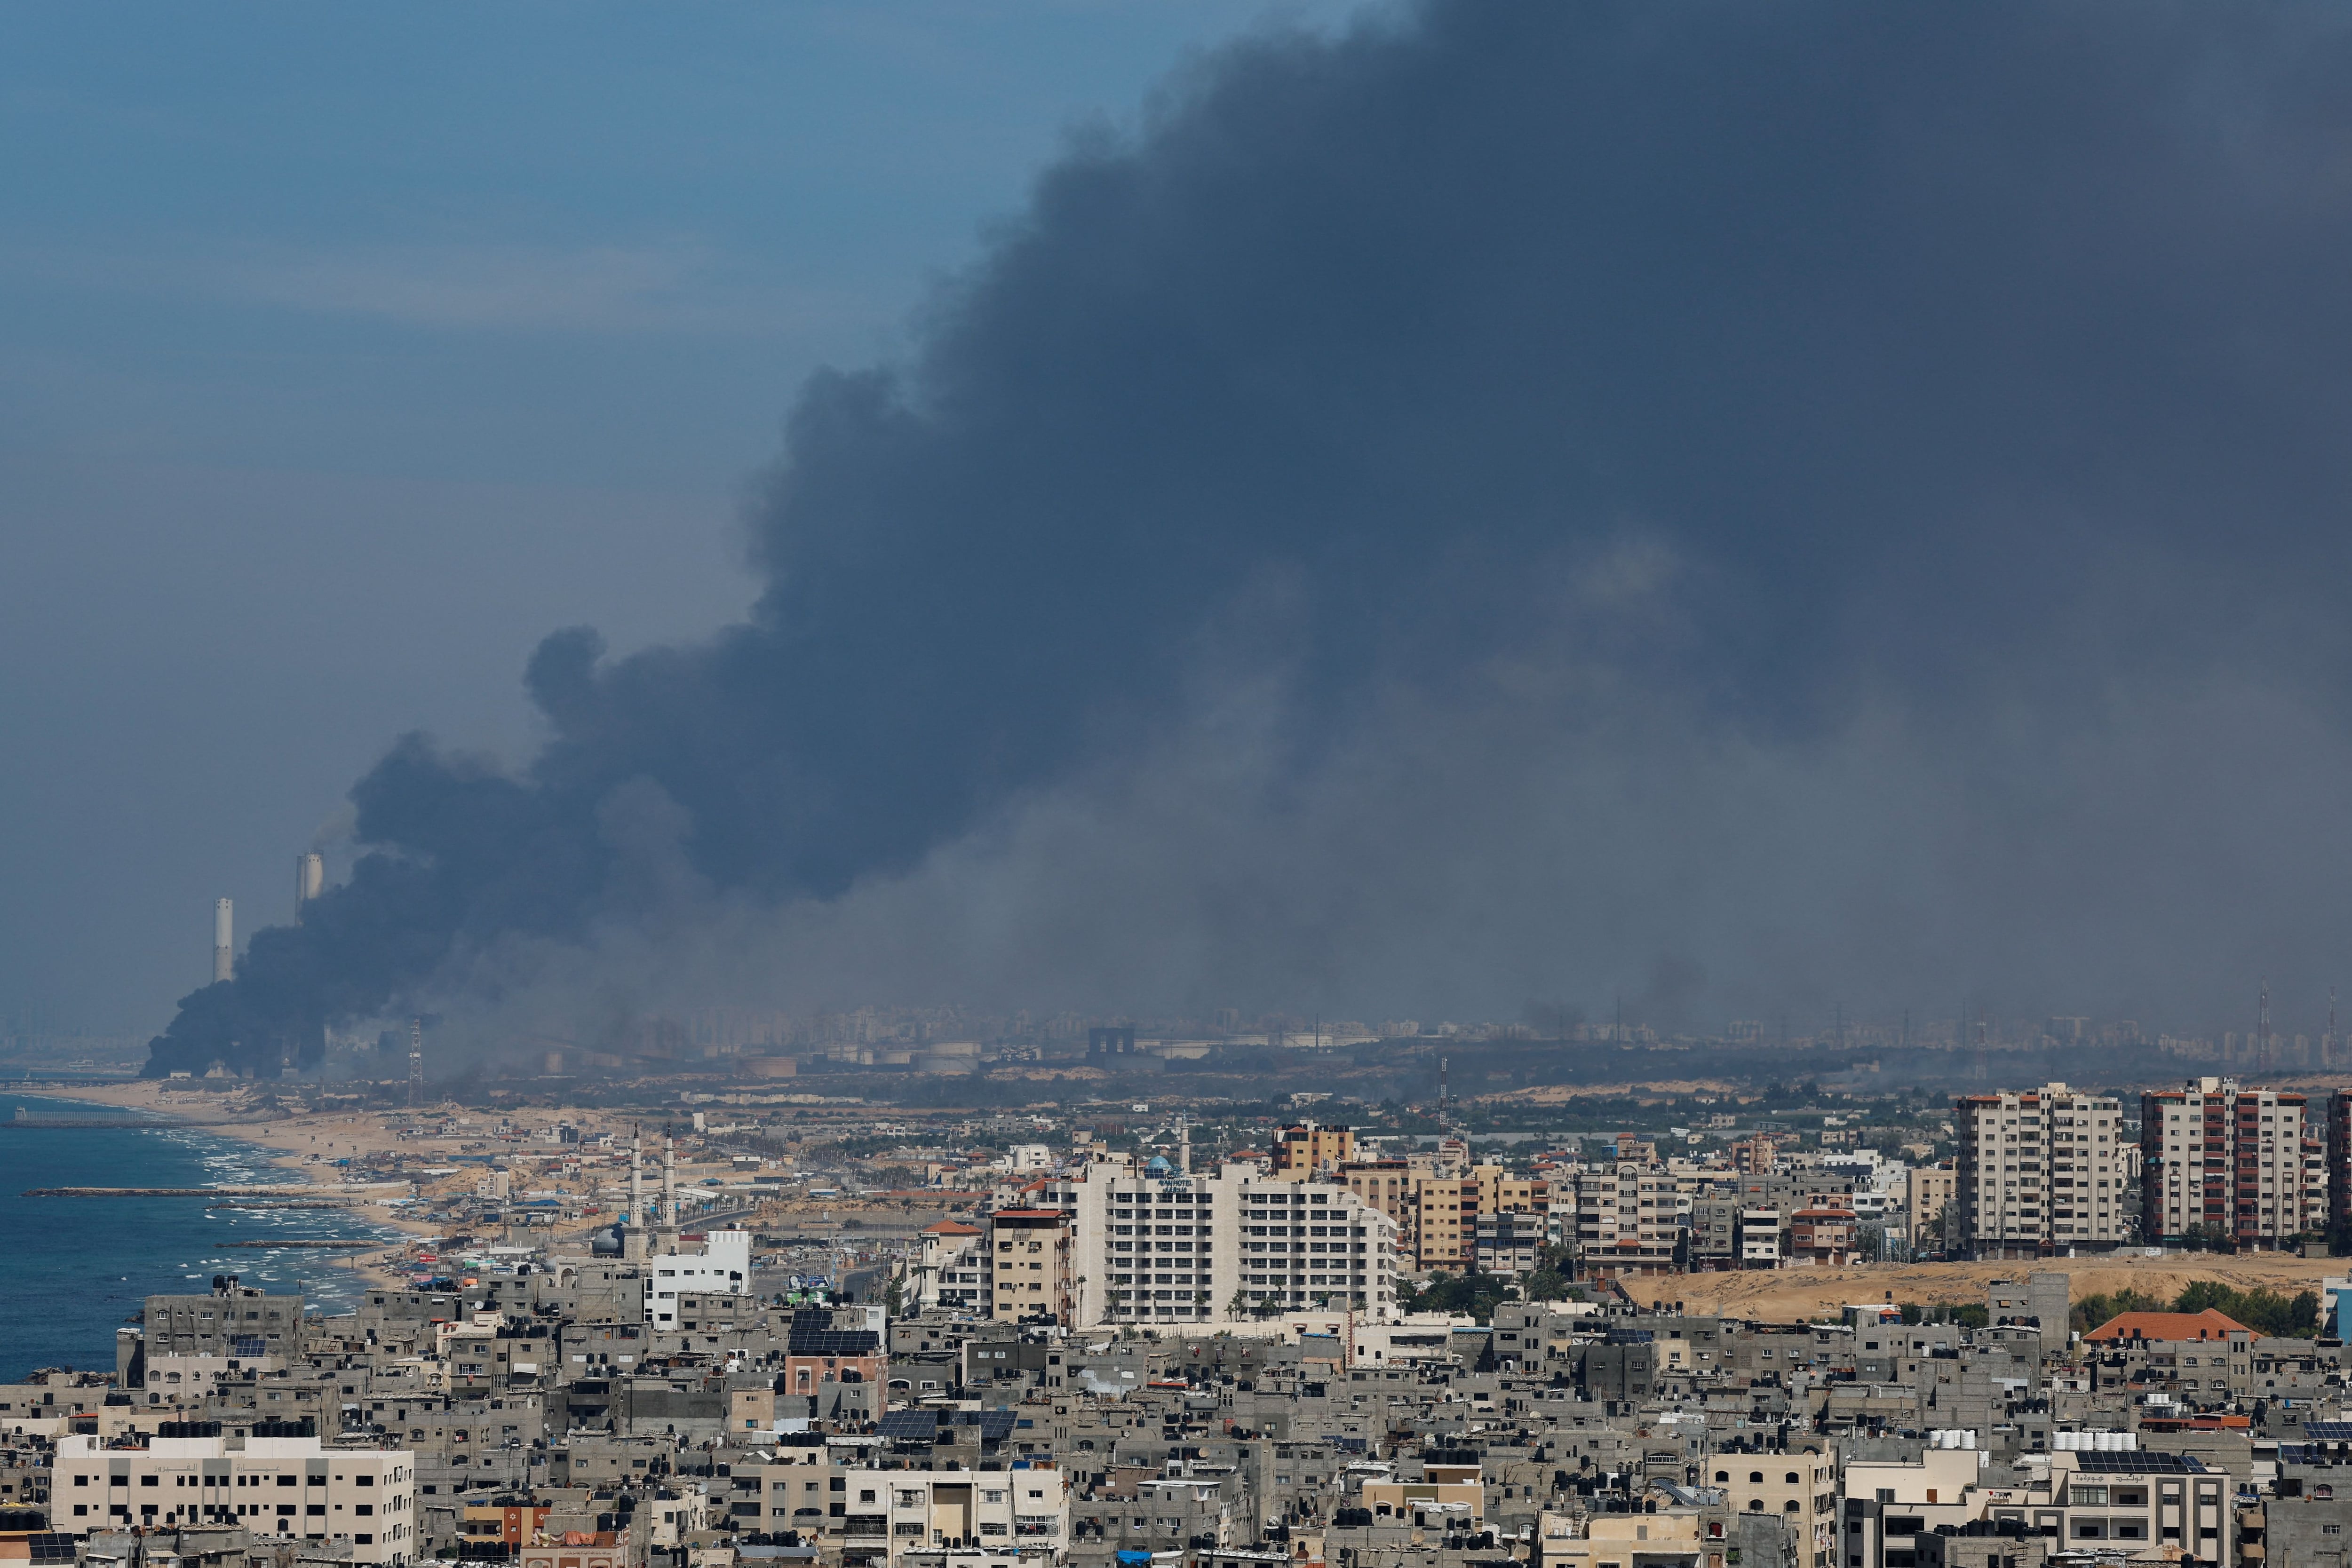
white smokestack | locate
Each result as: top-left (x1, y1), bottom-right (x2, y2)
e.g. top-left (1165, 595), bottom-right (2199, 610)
top-left (212, 898), bottom-right (233, 983)
top-left (294, 853), bottom-right (324, 920)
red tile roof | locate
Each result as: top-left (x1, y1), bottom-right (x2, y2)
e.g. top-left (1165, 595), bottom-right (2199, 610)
top-left (2084, 1308), bottom-right (2249, 1342)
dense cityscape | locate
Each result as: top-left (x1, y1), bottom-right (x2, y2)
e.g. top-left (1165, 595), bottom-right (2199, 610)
top-left (5, 1040), bottom-right (2352, 1568)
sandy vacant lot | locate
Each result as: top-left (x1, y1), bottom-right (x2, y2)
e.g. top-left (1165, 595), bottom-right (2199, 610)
top-left (1621, 1251), bottom-right (2345, 1322)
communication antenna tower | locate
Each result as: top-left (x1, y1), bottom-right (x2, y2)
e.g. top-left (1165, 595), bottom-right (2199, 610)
top-left (408, 1018), bottom-right (423, 1106)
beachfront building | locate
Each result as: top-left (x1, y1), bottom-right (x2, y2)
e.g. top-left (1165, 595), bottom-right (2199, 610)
top-left (52, 1431), bottom-right (415, 1564)
top-left (141, 1279), bottom-right (304, 1360)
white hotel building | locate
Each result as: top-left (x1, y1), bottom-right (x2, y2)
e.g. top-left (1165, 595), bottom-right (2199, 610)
top-left (1057, 1163), bottom-right (1401, 1326)
top-left (53, 1432), bottom-right (416, 1564)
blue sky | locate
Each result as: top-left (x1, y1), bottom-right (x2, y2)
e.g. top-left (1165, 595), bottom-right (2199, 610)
top-left (0, 0), bottom-right (1371, 1036)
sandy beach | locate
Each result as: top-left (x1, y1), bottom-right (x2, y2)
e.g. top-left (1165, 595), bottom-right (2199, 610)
top-left (15, 1080), bottom-right (608, 1288)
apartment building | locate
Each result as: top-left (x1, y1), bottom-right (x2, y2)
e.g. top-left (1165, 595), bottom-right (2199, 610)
top-left (52, 1432), bottom-right (415, 1564)
top-left (2334, 1092), bottom-right (2352, 1240)
top-left (2027, 1451), bottom-right (2235, 1561)
top-left (912, 1220), bottom-right (985, 1313)
top-left (1839, 1448), bottom-right (1980, 1568)
top-left (1570, 1163), bottom-right (1682, 1270)
top-left (1954, 1083), bottom-right (2128, 1258)
top-left (1788, 1207), bottom-right (1859, 1265)
top-left (143, 1281), bottom-right (303, 1360)
top-left (1063, 1165), bottom-right (1401, 1325)
top-left (983, 1210), bottom-right (1073, 1323)
top-left (641, 1230), bottom-right (751, 1329)
top-left (1473, 1165), bottom-right (1550, 1214)
top-left (1413, 1176), bottom-right (1479, 1270)
top-left (1906, 1166), bottom-right (1957, 1251)
top-left (842, 1467), bottom-right (1068, 1568)
top-left (1473, 1210), bottom-right (1547, 1276)
top-left (2141, 1077), bottom-right (2324, 1248)
top-left (1272, 1122), bottom-right (1354, 1178)
top-left (1337, 1159), bottom-right (1414, 1230)
top-left (1713, 1443), bottom-right (1836, 1568)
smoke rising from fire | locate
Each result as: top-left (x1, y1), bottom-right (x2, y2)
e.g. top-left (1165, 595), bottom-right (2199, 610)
top-left (146, 0), bottom-right (2352, 1074)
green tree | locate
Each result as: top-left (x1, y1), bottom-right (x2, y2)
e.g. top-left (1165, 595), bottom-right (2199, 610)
top-left (1403, 1269), bottom-right (1513, 1323)
top-left (2070, 1286), bottom-right (2165, 1335)
top-left (1520, 1267), bottom-right (1573, 1302)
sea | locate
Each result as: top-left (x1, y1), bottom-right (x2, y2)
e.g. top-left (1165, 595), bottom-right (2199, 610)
top-left (0, 1091), bottom-right (402, 1381)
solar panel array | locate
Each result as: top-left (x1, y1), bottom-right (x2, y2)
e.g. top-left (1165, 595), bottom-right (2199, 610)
top-left (956, 1410), bottom-right (1018, 1441)
top-left (878, 1410), bottom-right (940, 1441)
top-left (788, 1329), bottom-right (881, 1356)
top-left (2070, 1451), bottom-right (2204, 1474)
top-left (874, 1409), bottom-right (1017, 1443)
top-left (2305, 1422), bottom-right (2352, 1442)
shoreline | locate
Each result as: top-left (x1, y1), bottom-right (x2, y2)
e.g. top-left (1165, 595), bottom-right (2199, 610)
top-left (13, 1080), bottom-right (436, 1289)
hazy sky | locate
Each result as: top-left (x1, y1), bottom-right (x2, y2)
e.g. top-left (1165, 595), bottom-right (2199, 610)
top-left (0, 0), bottom-right (1364, 1035)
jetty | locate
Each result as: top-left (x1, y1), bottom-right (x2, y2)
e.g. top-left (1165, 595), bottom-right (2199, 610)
top-left (23, 1186), bottom-right (351, 1198)
top-left (2, 1116), bottom-right (247, 1129)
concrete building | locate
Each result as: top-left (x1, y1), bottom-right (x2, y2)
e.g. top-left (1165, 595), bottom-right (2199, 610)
top-left (984, 1209), bottom-right (1073, 1323)
top-left (1271, 1122), bottom-right (1354, 1179)
top-left (2031, 1449), bottom-right (2233, 1560)
top-left (1905, 1166), bottom-right (1957, 1250)
top-left (1412, 1175), bottom-right (1478, 1270)
top-left (2142, 1077), bottom-right (2325, 1248)
top-left (1954, 1084), bottom-right (2128, 1257)
top-left (1713, 1442), bottom-right (1836, 1568)
top-left (1473, 1209), bottom-right (1547, 1276)
top-left (52, 1432), bottom-right (415, 1564)
top-left (1337, 1159), bottom-right (1413, 1230)
top-left (641, 1230), bottom-right (751, 1329)
top-left (840, 1465), bottom-right (1068, 1568)
top-left (1788, 1208), bottom-right (1859, 1266)
top-left (1061, 1164), bottom-right (1401, 1326)
top-left (1571, 1164), bottom-right (1682, 1271)
top-left (1986, 1273), bottom-right (2071, 1356)
top-left (912, 1220), bottom-right (985, 1313)
top-left (142, 1281), bottom-right (303, 1361)
top-left (1837, 1449), bottom-right (1979, 1568)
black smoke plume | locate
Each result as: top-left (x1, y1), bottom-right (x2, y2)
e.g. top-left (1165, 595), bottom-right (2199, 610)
top-left (147, 0), bottom-right (2352, 1075)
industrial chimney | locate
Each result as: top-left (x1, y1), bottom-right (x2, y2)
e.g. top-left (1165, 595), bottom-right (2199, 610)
top-left (212, 898), bottom-right (233, 983)
top-left (294, 853), bottom-right (324, 920)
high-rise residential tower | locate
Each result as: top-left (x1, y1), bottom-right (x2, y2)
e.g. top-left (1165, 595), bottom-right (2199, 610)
top-left (1953, 1083), bottom-right (2127, 1257)
top-left (2143, 1077), bottom-right (2325, 1248)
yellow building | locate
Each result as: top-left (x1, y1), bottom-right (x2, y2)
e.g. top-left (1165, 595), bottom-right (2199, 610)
top-left (1273, 1122), bottom-right (1354, 1179)
top-left (1710, 1443), bottom-right (1836, 1568)
top-left (1905, 1166), bottom-right (1957, 1247)
top-left (1340, 1160), bottom-right (1413, 1227)
top-left (1475, 1165), bottom-right (1550, 1214)
top-left (1538, 1511), bottom-right (1706, 1568)
top-left (985, 1209), bottom-right (1073, 1323)
top-left (1414, 1177), bottom-right (1478, 1269)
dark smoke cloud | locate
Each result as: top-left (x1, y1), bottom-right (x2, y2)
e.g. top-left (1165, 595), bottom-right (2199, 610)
top-left (147, 0), bottom-right (2352, 1075)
